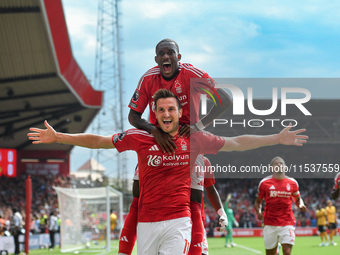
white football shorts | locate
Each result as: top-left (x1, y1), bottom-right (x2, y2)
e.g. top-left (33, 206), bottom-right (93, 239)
top-left (137, 217), bottom-right (192, 255)
top-left (263, 225), bottom-right (295, 250)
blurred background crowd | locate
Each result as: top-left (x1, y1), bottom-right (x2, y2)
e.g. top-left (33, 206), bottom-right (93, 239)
top-left (0, 175), bottom-right (338, 237)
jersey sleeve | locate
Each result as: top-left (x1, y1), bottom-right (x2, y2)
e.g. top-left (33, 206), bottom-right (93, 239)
top-left (316, 210), bottom-right (321, 218)
top-left (256, 181), bottom-right (265, 200)
top-left (332, 172), bottom-right (340, 191)
top-left (128, 70), bottom-right (153, 114)
top-left (291, 179), bottom-right (300, 198)
top-left (193, 131), bottom-right (225, 155)
top-left (181, 63), bottom-right (216, 97)
top-left (112, 129), bottom-right (141, 153)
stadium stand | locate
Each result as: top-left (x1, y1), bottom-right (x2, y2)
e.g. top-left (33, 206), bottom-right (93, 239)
top-left (0, 0), bottom-right (103, 173)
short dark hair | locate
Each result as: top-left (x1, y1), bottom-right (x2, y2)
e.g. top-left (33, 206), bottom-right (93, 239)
top-left (155, 38), bottom-right (179, 54)
top-left (153, 89), bottom-right (182, 110)
top-left (270, 156), bottom-right (285, 166)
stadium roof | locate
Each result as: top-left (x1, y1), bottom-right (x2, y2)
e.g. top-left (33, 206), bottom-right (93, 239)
top-left (0, 0), bottom-right (103, 152)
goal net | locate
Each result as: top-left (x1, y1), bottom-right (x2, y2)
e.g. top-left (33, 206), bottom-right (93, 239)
top-left (54, 186), bottom-right (123, 253)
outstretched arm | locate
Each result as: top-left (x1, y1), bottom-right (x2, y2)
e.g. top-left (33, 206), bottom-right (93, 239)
top-left (220, 124), bottom-right (308, 152)
top-left (27, 120), bottom-right (115, 149)
top-left (128, 109), bottom-right (176, 154)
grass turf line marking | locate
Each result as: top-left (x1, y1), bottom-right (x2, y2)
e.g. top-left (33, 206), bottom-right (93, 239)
top-left (234, 243), bottom-right (263, 254)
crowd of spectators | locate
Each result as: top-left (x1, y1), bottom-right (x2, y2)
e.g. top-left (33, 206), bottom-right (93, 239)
top-left (0, 174), bottom-right (72, 236)
top-left (204, 178), bottom-right (339, 233)
top-left (0, 175), bottom-right (338, 238)
top-left (0, 174), bottom-right (109, 238)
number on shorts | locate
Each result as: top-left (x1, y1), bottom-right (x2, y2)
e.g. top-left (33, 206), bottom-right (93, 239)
top-left (183, 239), bottom-right (190, 254)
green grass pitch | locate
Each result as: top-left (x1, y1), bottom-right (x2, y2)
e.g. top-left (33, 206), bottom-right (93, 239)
top-left (26, 236), bottom-right (339, 255)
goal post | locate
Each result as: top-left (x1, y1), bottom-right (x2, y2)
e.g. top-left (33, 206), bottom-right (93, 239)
top-left (106, 186), bottom-right (123, 252)
top-left (54, 186), bottom-right (123, 253)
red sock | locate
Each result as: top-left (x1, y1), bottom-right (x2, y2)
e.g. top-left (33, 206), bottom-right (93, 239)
top-left (188, 201), bottom-right (204, 255)
top-left (118, 197), bottom-right (138, 255)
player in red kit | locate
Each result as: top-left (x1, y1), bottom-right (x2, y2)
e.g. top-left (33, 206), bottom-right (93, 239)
top-left (123, 38), bottom-right (232, 255)
top-left (190, 155), bottom-right (227, 255)
top-left (201, 156), bottom-right (227, 255)
top-left (331, 172), bottom-right (340, 199)
top-left (28, 90), bottom-right (308, 255)
top-left (128, 38), bottom-right (232, 152)
top-left (131, 154), bottom-right (226, 255)
top-left (254, 157), bottom-right (307, 255)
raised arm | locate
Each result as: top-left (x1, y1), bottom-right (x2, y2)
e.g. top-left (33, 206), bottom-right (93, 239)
top-left (219, 124), bottom-right (308, 152)
top-left (27, 120), bottom-right (115, 149)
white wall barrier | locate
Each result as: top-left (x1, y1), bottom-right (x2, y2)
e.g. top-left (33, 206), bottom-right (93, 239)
top-left (0, 233), bottom-right (60, 253)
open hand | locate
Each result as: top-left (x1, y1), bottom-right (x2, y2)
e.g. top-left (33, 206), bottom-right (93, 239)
top-left (278, 123), bottom-right (308, 146)
top-left (27, 120), bottom-right (57, 144)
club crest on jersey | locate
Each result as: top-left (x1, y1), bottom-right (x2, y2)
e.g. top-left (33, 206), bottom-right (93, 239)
top-left (174, 80), bottom-right (182, 93)
top-left (287, 183), bottom-right (290, 191)
top-left (132, 90), bottom-right (139, 102)
top-left (180, 139), bottom-right (187, 151)
top-left (147, 155), bottom-right (162, 167)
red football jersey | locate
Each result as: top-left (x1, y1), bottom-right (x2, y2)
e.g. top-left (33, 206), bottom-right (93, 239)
top-left (128, 63), bottom-right (215, 125)
top-left (333, 172), bottom-right (340, 191)
top-left (112, 129), bottom-right (224, 223)
top-left (256, 175), bottom-right (300, 226)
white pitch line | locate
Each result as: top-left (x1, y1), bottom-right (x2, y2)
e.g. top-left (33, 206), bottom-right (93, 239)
top-left (235, 243), bottom-right (263, 254)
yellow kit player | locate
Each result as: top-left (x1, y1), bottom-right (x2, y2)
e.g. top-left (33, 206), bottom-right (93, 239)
top-left (326, 200), bottom-right (337, 246)
top-left (316, 204), bottom-right (329, 246)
